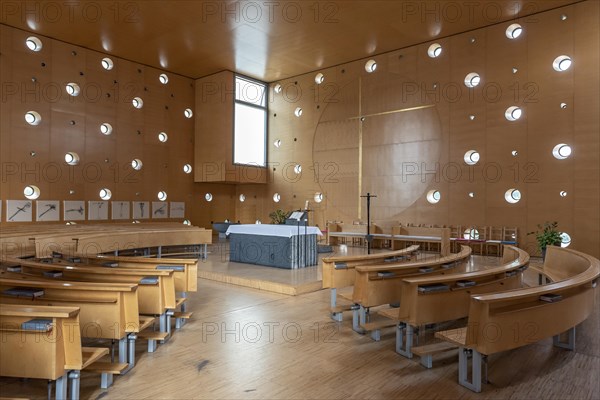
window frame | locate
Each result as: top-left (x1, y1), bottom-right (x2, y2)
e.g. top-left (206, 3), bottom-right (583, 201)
top-left (233, 74), bottom-right (268, 168)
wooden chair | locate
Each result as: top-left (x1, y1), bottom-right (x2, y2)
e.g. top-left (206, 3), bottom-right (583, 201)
top-left (502, 227), bottom-right (518, 247)
top-left (485, 226), bottom-right (503, 256)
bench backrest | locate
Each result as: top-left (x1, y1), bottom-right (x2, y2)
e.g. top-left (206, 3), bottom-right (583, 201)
top-left (395, 245), bottom-right (529, 326)
top-left (352, 246), bottom-right (473, 308)
top-left (322, 245), bottom-right (420, 289)
top-left (0, 304), bottom-right (82, 380)
top-left (464, 246), bottom-right (599, 355)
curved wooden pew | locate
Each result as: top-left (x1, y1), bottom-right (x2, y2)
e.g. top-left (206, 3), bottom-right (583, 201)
top-left (379, 245), bottom-right (529, 363)
top-left (322, 245), bottom-right (420, 321)
top-left (436, 246), bottom-right (599, 392)
top-left (0, 272), bottom-right (140, 366)
top-left (0, 304), bottom-right (109, 399)
top-left (6, 258), bottom-right (176, 315)
top-left (348, 246), bottom-right (472, 337)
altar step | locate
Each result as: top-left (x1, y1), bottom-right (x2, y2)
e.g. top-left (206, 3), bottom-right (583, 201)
top-left (197, 269), bottom-right (322, 296)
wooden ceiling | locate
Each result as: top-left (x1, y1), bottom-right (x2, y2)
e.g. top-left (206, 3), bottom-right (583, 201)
top-left (2, 0), bottom-right (582, 81)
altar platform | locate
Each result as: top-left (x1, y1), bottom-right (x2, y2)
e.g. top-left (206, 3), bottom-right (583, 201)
top-left (197, 240), bottom-right (387, 295)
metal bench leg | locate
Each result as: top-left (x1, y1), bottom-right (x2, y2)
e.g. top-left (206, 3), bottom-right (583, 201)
top-left (553, 327), bottom-right (576, 350)
top-left (330, 288), bottom-right (343, 322)
top-left (180, 292), bottom-right (188, 313)
top-left (67, 371), bottom-right (80, 400)
top-left (121, 333), bottom-right (137, 374)
top-left (458, 348), bottom-right (482, 392)
top-left (371, 329), bottom-right (381, 341)
top-left (100, 372), bottom-right (113, 389)
top-left (420, 354), bottom-right (433, 369)
top-left (56, 373), bottom-right (68, 400)
top-left (118, 337), bottom-right (127, 364)
top-left (148, 339), bottom-right (157, 353)
top-left (352, 305), bottom-right (367, 334)
top-left (396, 323), bottom-right (414, 358)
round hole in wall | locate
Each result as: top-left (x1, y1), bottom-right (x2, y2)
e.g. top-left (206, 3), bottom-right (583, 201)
top-left (552, 143), bottom-right (572, 160)
top-left (205, 193), bottom-right (213, 202)
top-left (560, 191), bottom-right (568, 197)
top-left (239, 194), bottom-right (246, 202)
top-left (274, 83), bottom-right (282, 94)
top-left (131, 159), bottom-right (143, 170)
top-left (294, 107), bottom-right (303, 117)
top-left (65, 83), bottom-right (80, 96)
top-left (101, 57), bottom-right (114, 70)
top-left (365, 59), bottom-right (377, 73)
top-left (505, 106), bottom-right (522, 121)
top-left (426, 190), bottom-right (441, 204)
top-left (184, 108), bottom-right (193, 118)
top-left (99, 188), bottom-right (112, 200)
top-left (25, 111), bottom-right (42, 125)
top-left (468, 192), bottom-right (475, 198)
top-left (315, 73), bottom-right (324, 84)
top-left (427, 43), bottom-right (442, 58)
top-left (158, 132), bottom-right (168, 142)
top-left (314, 193), bottom-right (323, 203)
top-left (274, 139), bottom-right (282, 148)
top-left (294, 164), bottom-right (302, 174)
top-left (183, 219), bottom-right (191, 226)
top-left (64, 152), bottom-right (80, 166)
top-left (183, 164), bottom-right (192, 174)
top-left (26, 36), bottom-right (43, 51)
top-left (159, 73), bottom-right (169, 84)
top-left (505, 23), bottom-right (523, 39)
top-left (553, 55), bottom-right (572, 72)
top-left (560, 232), bottom-right (571, 247)
top-left (504, 188), bottom-right (521, 204)
top-left (100, 123), bottom-right (113, 135)
top-left (158, 191), bottom-right (168, 201)
top-left (24, 185), bottom-right (40, 200)
top-left (132, 97), bottom-right (143, 108)
top-left (273, 193), bottom-right (281, 203)
top-left (511, 150), bottom-right (519, 157)
top-left (464, 72), bottom-right (481, 88)
top-left (464, 150), bottom-right (480, 165)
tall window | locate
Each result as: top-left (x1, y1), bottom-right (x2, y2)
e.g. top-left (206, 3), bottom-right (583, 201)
top-left (234, 75), bottom-right (267, 167)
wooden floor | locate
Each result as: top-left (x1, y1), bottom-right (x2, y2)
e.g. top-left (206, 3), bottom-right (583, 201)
top-left (1, 250), bottom-right (598, 399)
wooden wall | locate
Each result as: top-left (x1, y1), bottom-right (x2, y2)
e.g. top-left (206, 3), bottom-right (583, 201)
top-left (0, 24), bottom-right (196, 224)
top-left (265, 1), bottom-right (600, 257)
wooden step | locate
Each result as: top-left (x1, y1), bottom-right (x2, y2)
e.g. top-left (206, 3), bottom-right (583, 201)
top-left (138, 315), bottom-right (155, 331)
top-left (378, 307), bottom-right (400, 321)
top-left (77, 347), bottom-right (109, 369)
top-left (412, 341), bottom-right (459, 369)
top-left (435, 327), bottom-right (468, 346)
top-left (173, 311), bottom-right (192, 319)
top-left (412, 341), bottom-right (458, 356)
top-left (175, 297), bottom-right (188, 307)
top-left (84, 361), bottom-right (129, 375)
top-left (360, 319), bottom-right (396, 331)
top-left (330, 304), bottom-right (352, 313)
top-left (137, 330), bottom-right (169, 341)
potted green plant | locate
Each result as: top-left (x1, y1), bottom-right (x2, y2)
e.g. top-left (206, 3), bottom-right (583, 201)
top-left (527, 221), bottom-right (562, 258)
top-left (269, 209), bottom-right (288, 225)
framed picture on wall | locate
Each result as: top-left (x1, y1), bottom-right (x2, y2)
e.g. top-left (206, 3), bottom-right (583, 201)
top-left (6, 200), bottom-right (33, 222)
top-left (63, 201), bottom-right (85, 221)
top-left (111, 201), bottom-right (130, 220)
top-left (152, 202), bottom-right (168, 219)
top-left (170, 202), bottom-right (185, 219)
top-left (36, 200), bottom-right (60, 222)
top-left (88, 201), bottom-right (109, 221)
top-left (132, 201), bottom-right (149, 219)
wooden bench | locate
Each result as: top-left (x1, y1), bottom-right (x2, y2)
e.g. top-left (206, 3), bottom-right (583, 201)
top-left (321, 245), bottom-right (420, 321)
top-left (0, 271), bottom-right (143, 368)
top-left (435, 246), bottom-right (599, 392)
top-left (379, 245), bottom-right (529, 365)
top-left (0, 304), bottom-right (110, 399)
top-left (349, 246), bottom-right (472, 338)
top-left (391, 226), bottom-right (451, 256)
